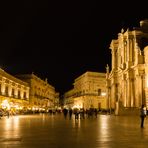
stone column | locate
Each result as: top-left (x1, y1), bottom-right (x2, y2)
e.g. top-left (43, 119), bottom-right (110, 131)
top-left (130, 78), bottom-right (135, 107)
top-left (138, 75), bottom-right (143, 106)
top-left (127, 36), bottom-right (130, 63)
top-left (115, 83), bottom-right (119, 115)
top-left (110, 47), bottom-right (114, 69)
top-left (14, 85), bottom-right (18, 98)
top-left (122, 78), bottom-right (127, 107)
top-left (126, 79), bottom-right (130, 107)
top-left (141, 74), bottom-right (146, 105)
top-left (26, 87), bottom-right (30, 100)
top-left (144, 46), bottom-right (148, 107)
top-left (1, 78), bottom-right (5, 95)
top-left (129, 37), bottom-right (134, 62)
top-left (135, 76), bottom-right (139, 107)
top-left (134, 33), bottom-right (139, 65)
top-left (8, 82), bottom-right (12, 97)
top-left (126, 75), bottom-right (133, 107)
top-left (110, 82), bottom-right (115, 109)
top-left (20, 86), bottom-right (24, 99)
top-left (110, 40), bottom-right (118, 70)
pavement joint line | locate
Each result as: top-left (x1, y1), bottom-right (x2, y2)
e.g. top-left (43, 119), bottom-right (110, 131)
top-left (0, 137), bottom-right (22, 142)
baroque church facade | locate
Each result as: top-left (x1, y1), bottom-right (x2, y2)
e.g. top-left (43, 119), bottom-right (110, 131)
top-left (106, 19), bottom-right (148, 115)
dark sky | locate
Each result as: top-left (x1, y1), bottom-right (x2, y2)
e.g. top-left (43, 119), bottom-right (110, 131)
top-left (0, 1), bottom-right (148, 94)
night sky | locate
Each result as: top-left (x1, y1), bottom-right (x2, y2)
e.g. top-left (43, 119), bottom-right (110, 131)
top-left (0, 1), bottom-right (148, 94)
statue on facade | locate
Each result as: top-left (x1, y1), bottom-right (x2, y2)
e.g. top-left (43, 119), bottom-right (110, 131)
top-left (121, 28), bottom-right (124, 34)
top-left (106, 64), bottom-right (109, 73)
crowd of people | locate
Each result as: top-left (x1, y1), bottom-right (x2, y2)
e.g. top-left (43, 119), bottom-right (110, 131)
top-left (62, 107), bottom-right (99, 120)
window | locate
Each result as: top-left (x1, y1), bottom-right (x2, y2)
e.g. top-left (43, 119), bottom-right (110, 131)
top-left (18, 90), bottom-right (21, 98)
top-left (12, 88), bottom-right (15, 96)
top-left (98, 89), bottom-right (101, 96)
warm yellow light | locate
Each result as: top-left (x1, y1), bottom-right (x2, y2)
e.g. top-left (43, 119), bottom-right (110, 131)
top-left (101, 92), bottom-right (106, 96)
top-left (32, 107), bottom-right (38, 110)
top-left (72, 104), bottom-right (82, 109)
top-left (1, 99), bottom-right (10, 109)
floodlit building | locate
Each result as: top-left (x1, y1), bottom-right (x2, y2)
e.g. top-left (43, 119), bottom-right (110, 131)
top-left (64, 71), bottom-right (107, 110)
top-left (16, 73), bottom-right (59, 111)
top-left (0, 68), bottom-right (30, 111)
top-left (106, 19), bottom-right (148, 115)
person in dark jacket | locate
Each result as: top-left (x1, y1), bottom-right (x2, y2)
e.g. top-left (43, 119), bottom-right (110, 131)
top-left (63, 108), bottom-right (68, 119)
top-left (69, 108), bottom-right (73, 120)
top-left (140, 104), bottom-right (147, 128)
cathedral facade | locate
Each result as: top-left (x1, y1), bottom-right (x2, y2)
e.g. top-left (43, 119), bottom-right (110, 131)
top-left (106, 20), bottom-right (148, 115)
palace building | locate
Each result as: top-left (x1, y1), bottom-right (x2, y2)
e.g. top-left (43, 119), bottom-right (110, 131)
top-left (0, 68), bottom-right (30, 111)
top-left (64, 71), bottom-right (107, 110)
top-left (106, 19), bottom-right (148, 115)
top-left (16, 73), bottom-right (59, 111)
top-left (0, 68), bottom-right (59, 113)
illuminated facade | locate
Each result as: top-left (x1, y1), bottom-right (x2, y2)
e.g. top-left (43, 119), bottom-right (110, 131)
top-left (64, 71), bottom-right (107, 110)
top-left (0, 68), bottom-right (30, 110)
top-left (16, 73), bottom-right (59, 110)
top-left (106, 19), bottom-right (148, 115)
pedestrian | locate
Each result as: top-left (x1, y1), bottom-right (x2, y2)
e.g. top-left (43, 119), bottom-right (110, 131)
top-left (63, 108), bottom-right (68, 119)
top-left (6, 110), bottom-right (10, 118)
top-left (80, 108), bottom-right (85, 119)
top-left (94, 108), bottom-right (98, 118)
top-left (0, 108), bottom-right (3, 119)
top-left (69, 108), bottom-right (73, 120)
top-left (73, 108), bottom-right (79, 120)
top-left (140, 104), bottom-right (147, 128)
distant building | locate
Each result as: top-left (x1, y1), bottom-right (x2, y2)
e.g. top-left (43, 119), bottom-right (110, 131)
top-left (16, 73), bottom-right (59, 111)
top-left (0, 68), bottom-right (30, 110)
top-left (106, 19), bottom-right (148, 115)
top-left (64, 71), bottom-right (107, 110)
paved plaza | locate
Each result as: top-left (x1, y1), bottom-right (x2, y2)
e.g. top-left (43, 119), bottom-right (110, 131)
top-left (0, 113), bottom-right (148, 148)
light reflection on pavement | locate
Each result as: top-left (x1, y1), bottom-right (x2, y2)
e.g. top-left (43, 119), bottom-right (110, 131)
top-left (0, 114), bottom-right (148, 148)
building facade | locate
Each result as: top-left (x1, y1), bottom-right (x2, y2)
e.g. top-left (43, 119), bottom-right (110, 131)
top-left (106, 19), bottom-right (148, 115)
top-left (64, 71), bottom-right (107, 110)
top-left (0, 68), bottom-right (30, 111)
top-left (16, 73), bottom-right (59, 111)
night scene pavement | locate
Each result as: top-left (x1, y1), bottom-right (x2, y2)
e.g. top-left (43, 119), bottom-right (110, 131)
top-left (0, 113), bottom-right (148, 148)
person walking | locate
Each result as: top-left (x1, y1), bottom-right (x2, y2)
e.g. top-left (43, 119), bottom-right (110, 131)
top-left (140, 104), bottom-right (147, 128)
top-left (80, 108), bottom-right (85, 119)
top-left (69, 108), bottom-right (73, 120)
top-left (63, 108), bottom-right (68, 119)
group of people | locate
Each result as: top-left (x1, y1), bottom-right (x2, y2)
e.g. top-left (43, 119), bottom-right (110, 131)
top-left (53, 105), bottom-right (148, 128)
top-left (62, 108), bottom-right (98, 120)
